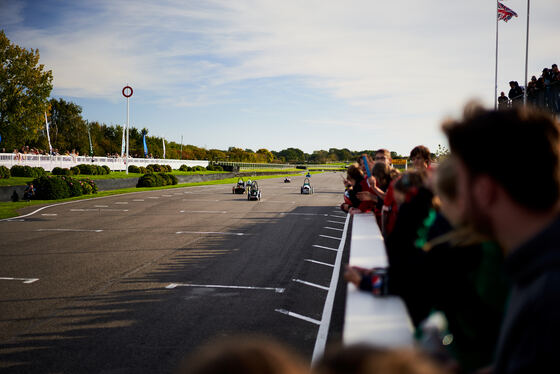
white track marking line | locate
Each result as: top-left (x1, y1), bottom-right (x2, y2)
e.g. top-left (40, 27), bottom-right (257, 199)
top-left (324, 226), bottom-right (344, 232)
top-left (70, 208), bottom-right (98, 212)
top-left (327, 220), bottom-right (345, 225)
top-left (132, 199), bottom-right (144, 202)
top-left (175, 231), bottom-right (246, 236)
top-left (71, 208), bottom-right (128, 212)
top-left (329, 214), bottom-right (347, 219)
top-left (182, 199), bottom-right (219, 202)
top-left (161, 195), bottom-right (173, 197)
top-left (304, 259), bottom-right (335, 268)
top-left (312, 213), bottom-right (351, 363)
top-left (0, 277), bottom-right (39, 284)
top-left (179, 210), bottom-right (227, 214)
top-left (279, 213), bottom-right (329, 216)
top-left (41, 214), bottom-right (57, 216)
top-left (292, 279), bottom-right (329, 291)
top-left (37, 228), bottom-right (103, 233)
top-left (114, 202), bottom-right (128, 205)
top-left (312, 244), bottom-right (338, 252)
top-left (319, 235), bottom-right (342, 240)
top-left (94, 205), bottom-right (108, 208)
top-left (165, 283), bottom-right (284, 293)
top-left (148, 197), bottom-right (160, 199)
top-left (275, 309), bottom-right (321, 325)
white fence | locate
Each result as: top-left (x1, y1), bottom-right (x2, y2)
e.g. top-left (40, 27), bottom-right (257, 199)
top-left (0, 153), bottom-right (208, 172)
top-left (344, 213), bottom-right (414, 346)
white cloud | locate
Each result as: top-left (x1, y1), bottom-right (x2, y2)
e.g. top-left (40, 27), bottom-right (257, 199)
top-left (3, 0), bottom-right (559, 154)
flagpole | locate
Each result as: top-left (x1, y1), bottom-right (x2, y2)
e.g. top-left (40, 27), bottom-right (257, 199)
top-left (523, 0), bottom-right (530, 106)
top-left (494, 0), bottom-right (499, 110)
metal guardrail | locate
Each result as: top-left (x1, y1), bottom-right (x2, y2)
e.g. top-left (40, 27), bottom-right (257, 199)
top-left (344, 213), bottom-right (414, 346)
top-left (0, 153), bottom-right (208, 172)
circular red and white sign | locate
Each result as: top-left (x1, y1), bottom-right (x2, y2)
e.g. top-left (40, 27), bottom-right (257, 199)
top-left (122, 86), bottom-right (133, 98)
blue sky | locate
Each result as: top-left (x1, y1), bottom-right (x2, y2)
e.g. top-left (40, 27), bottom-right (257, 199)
top-left (1, 0), bottom-right (558, 155)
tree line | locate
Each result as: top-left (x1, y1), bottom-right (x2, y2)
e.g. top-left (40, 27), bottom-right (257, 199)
top-left (1, 30), bottom-right (404, 164)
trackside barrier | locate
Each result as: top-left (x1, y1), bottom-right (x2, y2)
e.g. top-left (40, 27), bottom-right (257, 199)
top-left (0, 153), bottom-right (208, 172)
top-left (344, 213), bottom-right (414, 347)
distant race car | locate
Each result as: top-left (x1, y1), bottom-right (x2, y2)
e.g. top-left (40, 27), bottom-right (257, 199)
top-left (284, 177), bottom-right (291, 183)
top-left (246, 179), bottom-right (253, 187)
top-left (232, 178), bottom-right (246, 194)
top-left (305, 172), bottom-right (312, 178)
top-left (301, 178), bottom-right (314, 194)
top-left (247, 181), bottom-right (262, 201)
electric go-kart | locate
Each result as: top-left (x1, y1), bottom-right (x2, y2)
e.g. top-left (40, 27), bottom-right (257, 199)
top-left (301, 178), bottom-right (314, 194)
top-left (305, 172), bottom-right (312, 178)
top-left (247, 181), bottom-right (262, 201)
top-left (232, 178), bottom-right (246, 194)
top-left (246, 179), bottom-right (253, 187)
top-left (284, 177), bottom-right (291, 183)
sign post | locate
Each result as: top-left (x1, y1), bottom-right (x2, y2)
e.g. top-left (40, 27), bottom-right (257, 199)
top-left (122, 85), bottom-right (133, 174)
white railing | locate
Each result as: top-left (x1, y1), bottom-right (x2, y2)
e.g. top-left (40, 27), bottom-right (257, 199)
top-left (0, 153), bottom-right (208, 172)
top-left (344, 213), bottom-right (414, 347)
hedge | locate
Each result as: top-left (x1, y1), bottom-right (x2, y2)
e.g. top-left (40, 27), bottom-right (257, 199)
top-left (10, 165), bottom-right (46, 178)
top-left (137, 172), bottom-right (178, 187)
top-left (146, 164), bottom-right (172, 173)
top-left (206, 165), bottom-right (223, 171)
top-left (0, 165), bottom-right (10, 179)
top-left (32, 176), bottom-right (98, 200)
top-left (128, 165), bottom-right (141, 173)
top-left (76, 164), bottom-right (110, 175)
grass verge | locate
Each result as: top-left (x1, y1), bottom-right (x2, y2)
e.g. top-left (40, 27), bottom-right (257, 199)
top-left (0, 173), bottom-right (306, 220)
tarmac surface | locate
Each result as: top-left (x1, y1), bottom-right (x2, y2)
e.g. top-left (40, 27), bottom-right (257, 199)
top-left (0, 173), bottom-right (350, 373)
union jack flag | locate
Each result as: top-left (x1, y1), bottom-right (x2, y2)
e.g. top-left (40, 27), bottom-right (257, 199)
top-left (498, 1), bottom-right (518, 22)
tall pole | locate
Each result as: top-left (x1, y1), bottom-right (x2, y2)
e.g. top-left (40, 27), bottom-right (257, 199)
top-left (523, 0), bottom-right (530, 105)
top-left (126, 95), bottom-right (130, 174)
top-left (494, 0), bottom-right (499, 110)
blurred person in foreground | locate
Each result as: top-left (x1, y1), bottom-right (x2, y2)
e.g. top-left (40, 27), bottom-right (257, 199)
top-left (442, 104), bottom-right (560, 374)
top-left (177, 336), bottom-right (307, 374)
top-left (314, 344), bottom-right (449, 374)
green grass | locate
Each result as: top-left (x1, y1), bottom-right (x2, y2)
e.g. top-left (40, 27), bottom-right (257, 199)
top-left (238, 168), bottom-right (300, 172)
top-left (0, 172), bottom-right (306, 220)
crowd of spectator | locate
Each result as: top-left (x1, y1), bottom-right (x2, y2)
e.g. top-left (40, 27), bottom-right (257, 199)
top-left (338, 104), bottom-right (559, 373)
top-left (499, 63), bottom-right (560, 113)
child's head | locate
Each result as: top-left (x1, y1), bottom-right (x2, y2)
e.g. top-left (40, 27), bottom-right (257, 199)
top-left (372, 163), bottom-right (392, 189)
top-left (346, 163), bottom-right (364, 185)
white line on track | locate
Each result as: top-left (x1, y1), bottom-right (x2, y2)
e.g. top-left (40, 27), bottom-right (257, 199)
top-left (292, 279), bottom-right (329, 291)
top-left (279, 213), bottom-right (329, 216)
top-left (327, 220), bottom-right (345, 225)
top-left (41, 213), bottom-right (57, 216)
top-left (37, 228), bottom-right (103, 233)
top-left (304, 259), bottom-right (334, 268)
top-left (275, 309), bottom-right (321, 325)
top-left (70, 208), bottom-right (98, 212)
top-left (312, 244), bottom-right (338, 252)
top-left (319, 235), bottom-right (342, 241)
top-left (70, 208), bottom-right (128, 212)
top-left (148, 197), bottom-right (160, 199)
top-left (175, 231), bottom-right (246, 236)
top-left (165, 283), bottom-right (284, 293)
top-left (94, 205), bottom-right (109, 208)
top-left (132, 199), bottom-right (144, 202)
top-left (114, 202), bottom-right (128, 205)
top-left (329, 214), bottom-right (347, 219)
top-left (182, 199), bottom-right (220, 202)
top-left (161, 195), bottom-right (173, 197)
top-left (179, 210), bottom-right (227, 214)
top-left (0, 277), bottom-right (39, 284)
top-left (312, 213), bottom-right (351, 363)
top-left (324, 226), bottom-right (344, 232)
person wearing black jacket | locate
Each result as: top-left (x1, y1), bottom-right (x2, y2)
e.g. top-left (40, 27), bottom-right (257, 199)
top-left (443, 105), bottom-right (560, 374)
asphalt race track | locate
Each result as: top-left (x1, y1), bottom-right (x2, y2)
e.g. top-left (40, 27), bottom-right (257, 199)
top-left (0, 173), bottom-right (350, 373)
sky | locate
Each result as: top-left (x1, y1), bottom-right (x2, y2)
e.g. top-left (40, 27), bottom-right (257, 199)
top-left (1, 0), bottom-right (558, 155)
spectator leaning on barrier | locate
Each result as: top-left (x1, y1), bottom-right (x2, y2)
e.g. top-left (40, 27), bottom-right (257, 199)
top-left (442, 103), bottom-right (560, 374)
